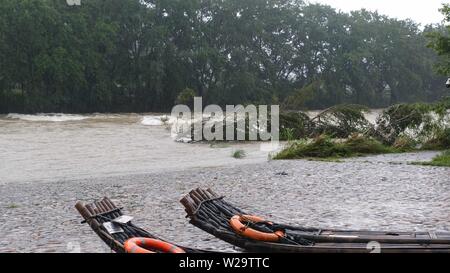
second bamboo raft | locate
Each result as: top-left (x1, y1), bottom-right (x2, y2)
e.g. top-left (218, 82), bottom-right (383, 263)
top-left (181, 188), bottom-right (450, 253)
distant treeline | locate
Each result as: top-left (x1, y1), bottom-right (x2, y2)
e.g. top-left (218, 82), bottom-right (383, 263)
top-left (0, 0), bottom-right (447, 114)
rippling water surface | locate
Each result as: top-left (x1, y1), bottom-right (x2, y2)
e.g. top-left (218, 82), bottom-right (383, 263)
top-left (0, 112), bottom-right (449, 253)
top-left (0, 113), bottom-right (273, 184)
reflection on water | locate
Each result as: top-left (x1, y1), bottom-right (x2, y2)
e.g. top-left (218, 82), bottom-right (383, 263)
top-left (0, 113), bottom-right (271, 184)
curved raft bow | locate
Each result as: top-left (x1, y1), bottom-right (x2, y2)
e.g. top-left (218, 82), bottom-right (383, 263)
top-left (75, 197), bottom-right (204, 253)
top-left (181, 188), bottom-right (450, 253)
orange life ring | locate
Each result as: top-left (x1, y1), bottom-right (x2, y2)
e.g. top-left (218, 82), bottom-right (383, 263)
top-left (124, 238), bottom-right (186, 254)
top-left (230, 215), bottom-right (285, 242)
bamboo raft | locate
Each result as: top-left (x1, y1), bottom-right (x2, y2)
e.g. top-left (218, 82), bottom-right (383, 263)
top-left (75, 197), bottom-right (204, 253)
top-left (181, 188), bottom-right (450, 253)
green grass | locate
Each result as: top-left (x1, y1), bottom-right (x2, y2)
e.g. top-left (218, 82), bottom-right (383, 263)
top-left (6, 204), bottom-right (19, 209)
top-left (422, 128), bottom-right (450, 151)
top-left (274, 135), bottom-right (399, 160)
top-left (345, 134), bottom-right (395, 154)
top-left (232, 149), bottom-right (246, 159)
top-left (413, 150), bottom-right (450, 167)
top-left (280, 128), bottom-right (295, 141)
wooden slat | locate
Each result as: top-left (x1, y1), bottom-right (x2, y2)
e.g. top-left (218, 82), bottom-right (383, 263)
top-left (180, 188), bottom-right (450, 253)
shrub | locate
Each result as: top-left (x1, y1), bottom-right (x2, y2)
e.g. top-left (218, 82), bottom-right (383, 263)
top-left (279, 111), bottom-right (313, 140)
top-left (372, 99), bottom-right (450, 145)
top-left (280, 128), bottom-right (295, 141)
top-left (312, 104), bottom-right (371, 138)
top-left (175, 88), bottom-right (196, 107)
top-left (414, 150), bottom-right (450, 167)
top-left (232, 149), bottom-right (246, 159)
top-left (274, 135), bottom-right (350, 159)
top-left (345, 134), bottom-right (393, 154)
top-left (274, 134), bottom-right (396, 160)
top-left (423, 128), bottom-right (450, 150)
top-left (392, 136), bottom-right (417, 152)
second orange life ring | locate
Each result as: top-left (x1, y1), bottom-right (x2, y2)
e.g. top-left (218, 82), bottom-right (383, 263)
top-left (124, 238), bottom-right (186, 254)
top-left (230, 215), bottom-right (285, 242)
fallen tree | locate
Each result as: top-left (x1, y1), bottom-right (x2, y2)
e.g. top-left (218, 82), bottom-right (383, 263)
top-left (370, 98), bottom-right (450, 147)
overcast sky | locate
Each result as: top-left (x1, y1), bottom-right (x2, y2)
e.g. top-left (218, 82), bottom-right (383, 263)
top-left (310, 0), bottom-right (447, 25)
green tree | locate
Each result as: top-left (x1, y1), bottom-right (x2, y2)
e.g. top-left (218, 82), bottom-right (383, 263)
top-left (0, 0), bottom-right (447, 113)
top-left (428, 4), bottom-right (450, 75)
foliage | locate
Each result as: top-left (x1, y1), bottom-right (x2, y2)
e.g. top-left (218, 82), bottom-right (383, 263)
top-left (274, 136), bottom-right (348, 159)
top-left (175, 88), bottom-right (196, 107)
top-left (279, 112), bottom-right (313, 140)
top-left (0, 0), bottom-right (447, 114)
top-left (414, 150), bottom-right (450, 167)
top-left (280, 128), bottom-right (295, 141)
top-left (312, 104), bottom-right (371, 138)
top-left (423, 128), bottom-right (450, 150)
top-left (274, 97), bottom-right (450, 159)
top-left (392, 136), bottom-right (417, 152)
top-left (344, 134), bottom-right (394, 154)
top-left (172, 97), bottom-right (449, 145)
top-left (6, 204), bottom-right (19, 209)
top-left (232, 149), bottom-right (246, 159)
top-left (372, 103), bottom-right (432, 144)
top-left (273, 134), bottom-right (395, 160)
top-left (283, 81), bottom-right (321, 110)
top-left (372, 100), bottom-right (450, 145)
top-left (427, 4), bottom-right (450, 75)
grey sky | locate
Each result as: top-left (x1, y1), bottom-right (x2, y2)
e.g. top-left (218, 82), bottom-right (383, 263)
top-left (311, 0), bottom-right (447, 25)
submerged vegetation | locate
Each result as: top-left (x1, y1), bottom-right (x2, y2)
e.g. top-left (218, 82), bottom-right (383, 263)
top-left (6, 204), bottom-right (19, 209)
top-left (280, 112), bottom-right (313, 140)
top-left (275, 99), bottom-right (450, 162)
top-left (278, 104), bottom-right (373, 141)
top-left (232, 150), bottom-right (246, 159)
top-left (423, 128), bottom-right (450, 150)
top-left (279, 99), bottom-right (450, 142)
top-left (274, 135), bottom-right (396, 160)
top-left (372, 99), bottom-right (450, 145)
top-left (312, 104), bottom-right (371, 138)
top-left (179, 99), bottom-right (449, 160)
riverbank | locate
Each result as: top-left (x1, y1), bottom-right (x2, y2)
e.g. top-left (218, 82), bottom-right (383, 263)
top-left (0, 151), bottom-right (449, 253)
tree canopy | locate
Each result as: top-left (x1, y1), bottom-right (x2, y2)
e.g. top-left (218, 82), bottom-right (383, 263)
top-left (0, 0), bottom-right (447, 113)
top-left (428, 4), bottom-right (450, 75)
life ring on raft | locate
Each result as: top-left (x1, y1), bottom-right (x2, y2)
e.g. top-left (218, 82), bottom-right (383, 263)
top-left (230, 215), bottom-right (285, 242)
top-left (124, 238), bottom-right (186, 254)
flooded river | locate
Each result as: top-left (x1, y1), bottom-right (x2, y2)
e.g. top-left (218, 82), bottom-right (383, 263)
top-left (0, 113), bottom-right (269, 184)
top-left (0, 112), bottom-right (449, 253)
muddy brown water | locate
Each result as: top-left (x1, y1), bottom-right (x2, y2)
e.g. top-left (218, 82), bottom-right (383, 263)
top-left (0, 113), bottom-right (449, 253)
top-left (0, 114), bottom-right (269, 184)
